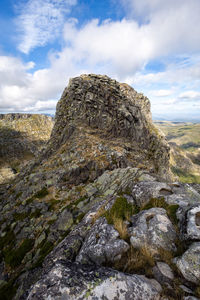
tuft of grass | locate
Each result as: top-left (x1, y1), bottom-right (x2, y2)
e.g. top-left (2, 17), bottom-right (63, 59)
top-left (195, 286), bottom-right (200, 298)
top-left (105, 196), bottom-right (133, 224)
top-left (114, 245), bottom-right (155, 276)
top-left (92, 205), bottom-right (106, 224)
top-left (13, 212), bottom-right (28, 221)
top-left (48, 198), bottom-right (60, 211)
top-left (112, 216), bottom-right (128, 240)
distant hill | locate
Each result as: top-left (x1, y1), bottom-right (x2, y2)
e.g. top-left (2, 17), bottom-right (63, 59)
top-left (154, 121), bottom-right (200, 183)
top-left (0, 113), bottom-right (54, 183)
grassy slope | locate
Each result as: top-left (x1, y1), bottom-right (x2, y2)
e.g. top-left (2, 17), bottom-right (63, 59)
top-left (154, 121), bottom-right (200, 183)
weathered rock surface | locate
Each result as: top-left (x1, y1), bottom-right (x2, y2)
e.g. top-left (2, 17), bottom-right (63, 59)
top-left (175, 242), bottom-right (200, 284)
top-left (76, 217), bottom-right (129, 265)
top-left (184, 205), bottom-right (200, 240)
top-left (26, 261), bottom-right (161, 300)
top-left (128, 208), bottom-right (177, 253)
top-left (152, 262), bottom-right (174, 284)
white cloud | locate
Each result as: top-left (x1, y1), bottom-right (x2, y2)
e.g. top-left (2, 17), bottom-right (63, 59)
top-left (179, 91), bottom-right (200, 100)
top-left (150, 89), bottom-right (173, 97)
top-left (16, 0), bottom-right (77, 54)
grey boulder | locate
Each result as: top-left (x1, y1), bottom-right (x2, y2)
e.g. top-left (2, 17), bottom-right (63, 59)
top-left (76, 217), bottom-right (129, 265)
top-left (129, 208), bottom-right (177, 254)
top-left (175, 242), bottom-right (200, 284)
top-left (27, 261), bottom-right (161, 300)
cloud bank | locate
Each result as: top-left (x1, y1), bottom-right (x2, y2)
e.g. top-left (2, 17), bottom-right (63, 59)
top-left (1, 0), bottom-right (200, 119)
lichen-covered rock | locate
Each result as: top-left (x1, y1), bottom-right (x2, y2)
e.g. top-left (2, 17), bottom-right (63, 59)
top-left (76, 217), bottom-right (129, 265)
top-left (175, 242), bottom-right (200, 284)
top-left (26, 260), bottom-right (161, 300)
top-left (184, 205), bottom-right (200, 240)
top-left (128, 208), bottom-right (177, 253)
top-left (47, 74), bottom-right (170, 179)
top-left (152, 262), bottom-right (174, 284)
top-left (55, 209), bottom-right (73, 232)
top-left (131, 181), bottom-right (172, 207)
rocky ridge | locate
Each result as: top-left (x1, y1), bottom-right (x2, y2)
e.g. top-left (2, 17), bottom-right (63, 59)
top-left (0, 75), bottom-right (200, 299)
top-left (0, 113), bottom-right (54, 183)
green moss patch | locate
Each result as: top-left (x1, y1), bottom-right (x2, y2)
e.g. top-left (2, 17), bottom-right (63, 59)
top-left (105, 196), bottom-right (135, 224)
top-left (33, 241), bottom-right (54, 268)
top-left (0, 278), bottom-right (18, 300)
top-left (3, 239), bottom-right (34, 268)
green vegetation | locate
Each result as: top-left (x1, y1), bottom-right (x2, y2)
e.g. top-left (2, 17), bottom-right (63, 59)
top-left (0, 278), bottom-right (18, 300)
top-left (33, 187), bottom-right (49, 198)
top-left (13, 212), bottom-right (28, 221)
top-left (172, 166), bottom-right (200, 184)
top-left (105, 196), bottom-right (135, 224)
top-left (3, 239), bottom-right (34, 268)
top-left (33, 241), bottom-right (54, 268)
top-left (141, 197), bottom-right (179, 225)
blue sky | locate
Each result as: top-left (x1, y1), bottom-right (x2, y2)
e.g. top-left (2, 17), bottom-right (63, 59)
top-left (0, 0), bottom-right (200, 121)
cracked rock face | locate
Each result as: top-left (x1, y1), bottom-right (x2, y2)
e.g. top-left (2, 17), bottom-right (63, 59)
top-left (76, 217), bottom-right (129, 265)
top-left (185, 205), bottom-right (200, 240)
top-left (175, 242), bottom-right (200, 284)
top-left (128, 208), bottom-right (177, 253)
top-left (26, 261), bottom-right (161, 300)
top-left (47, 74), bottom-right (170, 179)
top-left (131, 181), bottom-right (172, 207)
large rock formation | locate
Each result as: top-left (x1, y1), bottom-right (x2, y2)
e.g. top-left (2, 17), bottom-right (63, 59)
top-left (1, 75), bottom-right (200, 300)
top-left (0, 113), bottom-right (54, 183)
top-left (47, 74), bottom-right (170, 179)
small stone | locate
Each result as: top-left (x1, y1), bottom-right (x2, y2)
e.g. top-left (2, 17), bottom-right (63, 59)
top-left (153, 262), bottom-right (174, 284)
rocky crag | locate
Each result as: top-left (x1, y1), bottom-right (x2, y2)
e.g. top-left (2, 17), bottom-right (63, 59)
top-left (0, 75), bottom-right (200, 300)
top-left (0, 114), bottom-right (54, 183)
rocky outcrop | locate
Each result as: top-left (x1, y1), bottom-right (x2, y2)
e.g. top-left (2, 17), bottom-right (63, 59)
top-left (1, 75), bottom-right (200, 300)
top-left (46, 74), bottom-right (170, 180)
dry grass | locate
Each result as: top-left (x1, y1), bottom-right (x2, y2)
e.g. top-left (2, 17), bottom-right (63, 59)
top-left (157, 248), bottom-right (174, 265)
top-left (114, 245), bottom-right (155, 276)
top-left (91, 205), bottom-right (106, 224)
top-left (113, 216), bottom-right (128, 240)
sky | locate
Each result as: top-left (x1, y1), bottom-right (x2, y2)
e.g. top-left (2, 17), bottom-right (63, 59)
top-left (0, 0), bottom-right (200, 121)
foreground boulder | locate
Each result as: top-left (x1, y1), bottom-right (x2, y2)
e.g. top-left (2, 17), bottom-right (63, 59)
top-left (175, 242), bottom-right (200, 284)
top-left (128, 208), bottom-right (177, 254)
top-left (26, 261), bottom-right (161, 300)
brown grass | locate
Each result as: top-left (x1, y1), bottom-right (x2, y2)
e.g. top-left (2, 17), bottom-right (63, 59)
top-left (114, 245), bottom-right (155, 276)
top-left (91, 205), bottom-right (106, 224)
top-left (113, 216), bottom-right (128, 240)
